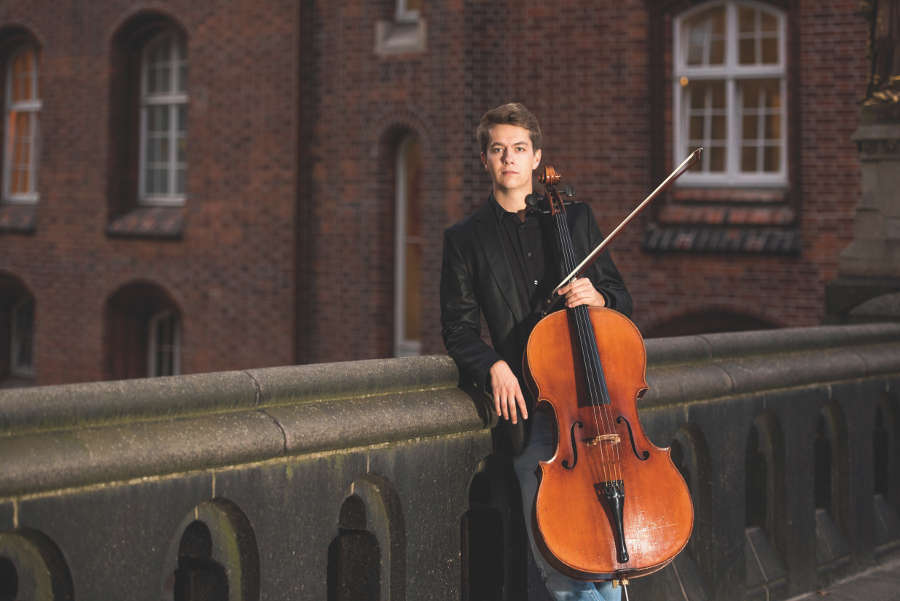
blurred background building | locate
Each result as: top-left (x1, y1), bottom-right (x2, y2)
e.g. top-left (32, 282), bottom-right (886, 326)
top-left (0, 0), bottom-right (880, 386)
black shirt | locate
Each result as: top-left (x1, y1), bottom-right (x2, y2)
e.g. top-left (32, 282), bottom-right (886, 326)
top-left (489, 194), bottom-right (558, 335)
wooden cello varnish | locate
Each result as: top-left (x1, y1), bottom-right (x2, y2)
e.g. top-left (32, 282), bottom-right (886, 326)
top-left (523, 166), bottom-right (694, 582)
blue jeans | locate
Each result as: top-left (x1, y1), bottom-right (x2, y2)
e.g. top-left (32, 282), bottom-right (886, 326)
top-left (513, 411), bottom-right (623, 601)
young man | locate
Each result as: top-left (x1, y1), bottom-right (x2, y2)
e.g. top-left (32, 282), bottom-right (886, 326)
top-left (440, 103), bottom-right (632, 601)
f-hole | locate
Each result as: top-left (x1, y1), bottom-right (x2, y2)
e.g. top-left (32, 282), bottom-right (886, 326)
top-left (174, 521), bottom-right (228, 601)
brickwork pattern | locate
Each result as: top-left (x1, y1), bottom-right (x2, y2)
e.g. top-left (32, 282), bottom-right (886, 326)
top-left (0, 0), bottom-right (872, 382)
top-left (0, 0), bottom-right (298, 383)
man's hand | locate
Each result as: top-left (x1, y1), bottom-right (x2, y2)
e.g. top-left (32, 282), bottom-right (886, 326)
top-left (558, 277), bottom-right (606, 309)
top-left (489, 360), bottom-right (529, 424)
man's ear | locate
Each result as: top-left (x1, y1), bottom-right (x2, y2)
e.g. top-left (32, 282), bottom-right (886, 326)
top-left (480, 152), bottom-right (487, 169)
top-left (533, 148), bottom-right (542, 170)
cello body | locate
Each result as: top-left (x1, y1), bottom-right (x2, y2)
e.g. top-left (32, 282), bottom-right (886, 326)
top-left (524, 307), bottom-right (693, 580)
top-left (522, 164), bottom-right (694, 582)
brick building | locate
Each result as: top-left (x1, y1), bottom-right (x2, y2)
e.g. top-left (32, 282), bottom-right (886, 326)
top-left (0, 0), bottom-right (869, 385)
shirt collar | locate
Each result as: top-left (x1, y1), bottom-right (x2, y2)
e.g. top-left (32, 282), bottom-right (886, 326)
top-left (489, 193), bottom-right (540, 224)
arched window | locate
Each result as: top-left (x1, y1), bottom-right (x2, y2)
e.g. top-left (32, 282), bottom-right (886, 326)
top-left (674, 1), bottom-right (787, 186)
top-left (148, 310), bottom-right (181, 377)
top-left (139, 29), bottom-right (187, 205)
top-left (0, 274), bottom-right (34, 383)
top-left (105, 282), bottom-right (182, 380)
top-left (394, 135), bottom-right (423, 357)
top-left (9, 296), bottom-right (34, 378)
top-left (3, 44), bottom-right (40, 203)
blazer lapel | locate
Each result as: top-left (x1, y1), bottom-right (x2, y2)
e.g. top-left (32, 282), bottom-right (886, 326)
top-left (472, 201), bottom-right (527, 324)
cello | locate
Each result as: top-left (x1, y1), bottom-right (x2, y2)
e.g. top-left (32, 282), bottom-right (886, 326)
top-left (523, 155), bottom-right (698, 590)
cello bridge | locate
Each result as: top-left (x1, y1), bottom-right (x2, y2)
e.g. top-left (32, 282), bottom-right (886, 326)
top-left (584, 433), bottom-right (621, 447)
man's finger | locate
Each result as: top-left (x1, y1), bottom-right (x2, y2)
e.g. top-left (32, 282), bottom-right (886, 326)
top-left (508, 398), bottom-right (518, 424)
top-left (517, 392), bottom-right (529, 420)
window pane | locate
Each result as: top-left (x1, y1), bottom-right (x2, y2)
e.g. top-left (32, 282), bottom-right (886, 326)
top-left (765, 113), bottom-right (780, 139)
top-left (739, 6), bottom-right (756, 33)
top-left (764, 145), bottom-right (780, 172)
top-left (709, 146), bottom-right (726, 172)
top-left (177, 104), bottom-right (187, 134)
top-left (403, 138), bottom-right (422, 238)
top-left (149, 313), bottom-right (180, 377)
top-left (12, 298), bottom-right (34, 372)
top-left (683, 79), bottom-right (727, 172)
top-left (140, 30), bottom-right (187, 203)
top-left (684, 6), bottom-right (725, 66)
top-left (738, 78), bottom-right (781, 173)
top-left (761, 37), bottom-right (778, 64)
top-left (739, 38), bottom-right (756, 65)
top-left (8, 112), bottom-right (33, 195)
top-left (404, 242), bottom-right (422, 342)
top-left (690, 115), bottom-right (704, 139)
top-left (738, 6), bottom-right (780, 65)
top-left (742, 114), bottom-right (758, 139)
top-left (10, 49), bottom-right (37, 102)
top-left (741, 145), bottom-right (757, 172)
top-left (711, 115), bottom-right (726, 140)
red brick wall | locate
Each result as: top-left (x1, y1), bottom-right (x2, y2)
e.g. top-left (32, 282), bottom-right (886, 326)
top-left (0, 0), bottom-right (870, 383)
top-left (0, 0), bottom-right (299, 384)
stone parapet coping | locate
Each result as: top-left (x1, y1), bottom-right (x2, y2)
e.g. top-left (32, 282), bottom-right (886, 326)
top-left (1, 324), bottom-right (899, 497)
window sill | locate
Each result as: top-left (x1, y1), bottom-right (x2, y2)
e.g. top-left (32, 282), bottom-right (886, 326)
top-left (107, 206), bottom-right (184, 239)
top-left (0, 204), bottom-right (37, 234)
top-left (375, 18), bottom-right (426, 56)
top-left (643, 224), bottom-right (799, 254)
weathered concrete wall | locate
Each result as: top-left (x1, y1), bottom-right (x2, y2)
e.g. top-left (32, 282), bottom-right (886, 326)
top-left (1, 324), bottom-right (899, 601)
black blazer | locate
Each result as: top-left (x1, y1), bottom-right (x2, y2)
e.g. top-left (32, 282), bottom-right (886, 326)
top-left (440, 197), bottom-right (633, 403)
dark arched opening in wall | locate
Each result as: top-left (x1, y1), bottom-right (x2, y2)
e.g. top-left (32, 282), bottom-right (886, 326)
top-left (0, 528), bottom-right (74, 601)
top-left (0, 272), bottom-right (35, 386)
top-left (104, 280), bottom-right (182, 380)
top-left (328, 494), bottom-right (381, 601)
top-left (0, 556), bottom-right (16, 601)
top-left (744, 413), bottom-right (788, 599)
top-left (174, 521), bottom-right (228, 601)
top-left (645, 310), bottom-right (778, 338)
top-left (461, 469), bottom-right (504, 600)
top-left (873, 396), bottom-right (900, 556)
top-left (813, 403), bottom-right (851, 576)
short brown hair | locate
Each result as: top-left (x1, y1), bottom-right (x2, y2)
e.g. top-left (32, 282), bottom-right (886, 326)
top-left (475, 102), bottom-right (543, 154)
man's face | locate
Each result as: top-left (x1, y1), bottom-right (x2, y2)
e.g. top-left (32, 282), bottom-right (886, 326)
top-left (481, 124), bottom-right (542, 195)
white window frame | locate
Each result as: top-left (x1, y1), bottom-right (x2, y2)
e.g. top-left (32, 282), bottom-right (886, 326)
top-left (139, 30), bottom-right (187, 206)
top-left (394, 136), bottom-right (422, 357)
top-left (147, 310), bottom-right (181, 377)
top-left (10, 296), bottom-right (34, 377)
top-left (395, 0), bottom-right (421, 23)
top-left (3, 45), bottom-right (41, 204)
top-left (673, 0), bottom-right (787, 188)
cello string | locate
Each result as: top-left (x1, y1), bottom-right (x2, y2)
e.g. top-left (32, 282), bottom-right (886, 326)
top-left (557, 208), bottom-right (624, 484)
top-left (557, 213), bottom-right (622, 484)
top-left (552, 209), bottom-right (609, 481)
top-left (555, 210), bottom-right (618, 483)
